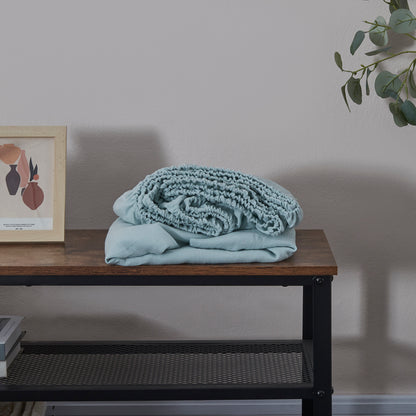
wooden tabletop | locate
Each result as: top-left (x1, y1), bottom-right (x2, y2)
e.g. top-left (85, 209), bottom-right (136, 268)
top-left (0, 230), bottom-right (337, 277)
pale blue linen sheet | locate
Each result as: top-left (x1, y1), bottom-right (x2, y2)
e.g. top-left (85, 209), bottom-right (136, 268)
top-left (105, 218), bottom-right (297, 265)
top-left (105, 165), bottom-right (302, 265)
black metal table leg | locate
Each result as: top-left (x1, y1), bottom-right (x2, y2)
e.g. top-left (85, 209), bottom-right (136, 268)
top-left (302, 276), bottom-right (332, 416)
top-left (302, 285), bottom-right (313, 340)
top-left (302, 285), bottom-right (313, 415)
top-left (313, 276), bottom-right (333, 415)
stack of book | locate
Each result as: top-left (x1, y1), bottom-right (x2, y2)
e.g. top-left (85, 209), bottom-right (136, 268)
top-left (0, 315), bottom-right (24, 377)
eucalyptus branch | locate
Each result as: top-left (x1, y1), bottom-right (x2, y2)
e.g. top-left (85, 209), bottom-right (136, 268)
top-left (342, 50), bottom-right (416, 75)
top-left (335, 0), bottom-right (416, 127)
top-left (364, 20), bottom-right (391, 29)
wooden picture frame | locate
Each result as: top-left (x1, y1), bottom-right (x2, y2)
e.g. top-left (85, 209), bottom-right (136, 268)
top-left (0, 126), bottom-right (66, 242)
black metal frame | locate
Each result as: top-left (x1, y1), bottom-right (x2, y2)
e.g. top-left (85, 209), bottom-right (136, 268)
top-left (0, 274), bottom-right (316, 286)
top-left (302, 276), bottom-right (333, 415)
top-left (0, 274), bottom-right (333, 415)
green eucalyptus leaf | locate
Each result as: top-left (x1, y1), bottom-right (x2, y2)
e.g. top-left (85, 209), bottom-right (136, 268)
top-left (400, 100), bottom-right (416, 124)
top-left (365, 46), bottom-right (391, 56)
top-left (389, 9), bottom-right (416, 33)
top-left (341, 84), bottom-right (351, 112)
top-left (374, 70), bottom-right (402, 98)
top-left (408, 72), bottom-right (416, 98)
top-left (334, 52), bottom-right (343, 70)
top-left (369, 16), bottom-right (389, 46)
top-left (350, 31), bottom-right (365, 55)
top-left (347, 77), bottom-right (362, 104)
top-left (389, 102), bottom-right (408, 127)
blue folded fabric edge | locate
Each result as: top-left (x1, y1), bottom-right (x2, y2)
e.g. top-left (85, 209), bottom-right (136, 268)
top-left (105, 218), bottom-right (297, 266)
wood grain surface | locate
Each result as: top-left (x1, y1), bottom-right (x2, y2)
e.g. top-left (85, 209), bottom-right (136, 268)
top-left (0, 230), bottom-right (337, 276)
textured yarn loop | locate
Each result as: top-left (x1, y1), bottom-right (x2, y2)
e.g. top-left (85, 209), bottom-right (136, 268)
top-left (113, 165), bottom-right (303, 237)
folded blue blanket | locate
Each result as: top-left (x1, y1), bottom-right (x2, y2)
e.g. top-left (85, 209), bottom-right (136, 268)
top-left (105, 218), bottom-right (297, 265)
top-left (113, 165), bottom-right (303, 237)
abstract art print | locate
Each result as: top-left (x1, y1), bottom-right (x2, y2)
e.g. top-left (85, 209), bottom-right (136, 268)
top-left (0, 126), bottom-right (66, 242)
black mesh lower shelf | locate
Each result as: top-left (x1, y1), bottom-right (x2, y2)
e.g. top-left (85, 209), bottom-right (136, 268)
top-left (0, 340), bottom-right (313, 401)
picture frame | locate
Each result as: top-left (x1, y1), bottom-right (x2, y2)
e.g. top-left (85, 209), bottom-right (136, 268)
top-left (0, 126), bottom-right (66, 242)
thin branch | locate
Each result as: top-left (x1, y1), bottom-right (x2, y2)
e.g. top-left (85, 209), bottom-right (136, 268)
top-left (342, 50), bottom-right (416, 76)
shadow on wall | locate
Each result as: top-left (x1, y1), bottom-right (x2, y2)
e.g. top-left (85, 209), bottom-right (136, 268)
top-left (276, 166), bottom-right (416, 393)
top-left (66, 128), bottom-right (168, 229)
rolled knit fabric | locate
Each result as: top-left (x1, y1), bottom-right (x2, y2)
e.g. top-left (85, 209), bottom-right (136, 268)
top-left (113, 165), bottom-right (303, 237)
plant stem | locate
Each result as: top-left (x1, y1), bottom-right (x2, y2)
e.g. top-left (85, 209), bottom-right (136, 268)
top-left (343, 50), bottom-right (416, 75)
top-left (385, 68), bottom-right (408, 98)
top-left (405, 33), bottom-right (416, 41)
top-left (364, 20), bottom-right (391, 30)
top-left (396, 58), bottom-right (416, 100)
top-left (364, 19), bottom-right (416, 40)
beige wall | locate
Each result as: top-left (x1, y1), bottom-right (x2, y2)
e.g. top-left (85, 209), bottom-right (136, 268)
top-left (0, 0), bottom-right (416, 394)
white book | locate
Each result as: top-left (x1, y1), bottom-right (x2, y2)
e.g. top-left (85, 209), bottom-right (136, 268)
top-left (0, 315), bottom-right (23, 360)
top-left (0, 339), bottom-right (22, 377)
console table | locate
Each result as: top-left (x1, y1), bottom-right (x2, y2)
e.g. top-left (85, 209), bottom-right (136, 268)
top-left (0, 229), bottom-right (337, 416)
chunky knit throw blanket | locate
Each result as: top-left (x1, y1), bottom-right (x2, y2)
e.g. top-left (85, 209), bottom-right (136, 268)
top-left (113, 165), bottom-right (303, 237)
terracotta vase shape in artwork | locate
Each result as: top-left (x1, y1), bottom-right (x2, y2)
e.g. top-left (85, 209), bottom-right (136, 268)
top-left (0, 144), bottom-right (21, 165)
top-left (22, 182), bottom-right (44, 210)
top-left (5, 165), bottom-right (21, 195)
top-left (17, 150), bottom-right (30, 188)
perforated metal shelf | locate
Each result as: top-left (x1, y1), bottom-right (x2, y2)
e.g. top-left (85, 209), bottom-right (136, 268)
top-left (0, 340), bottom-right (313, 401)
